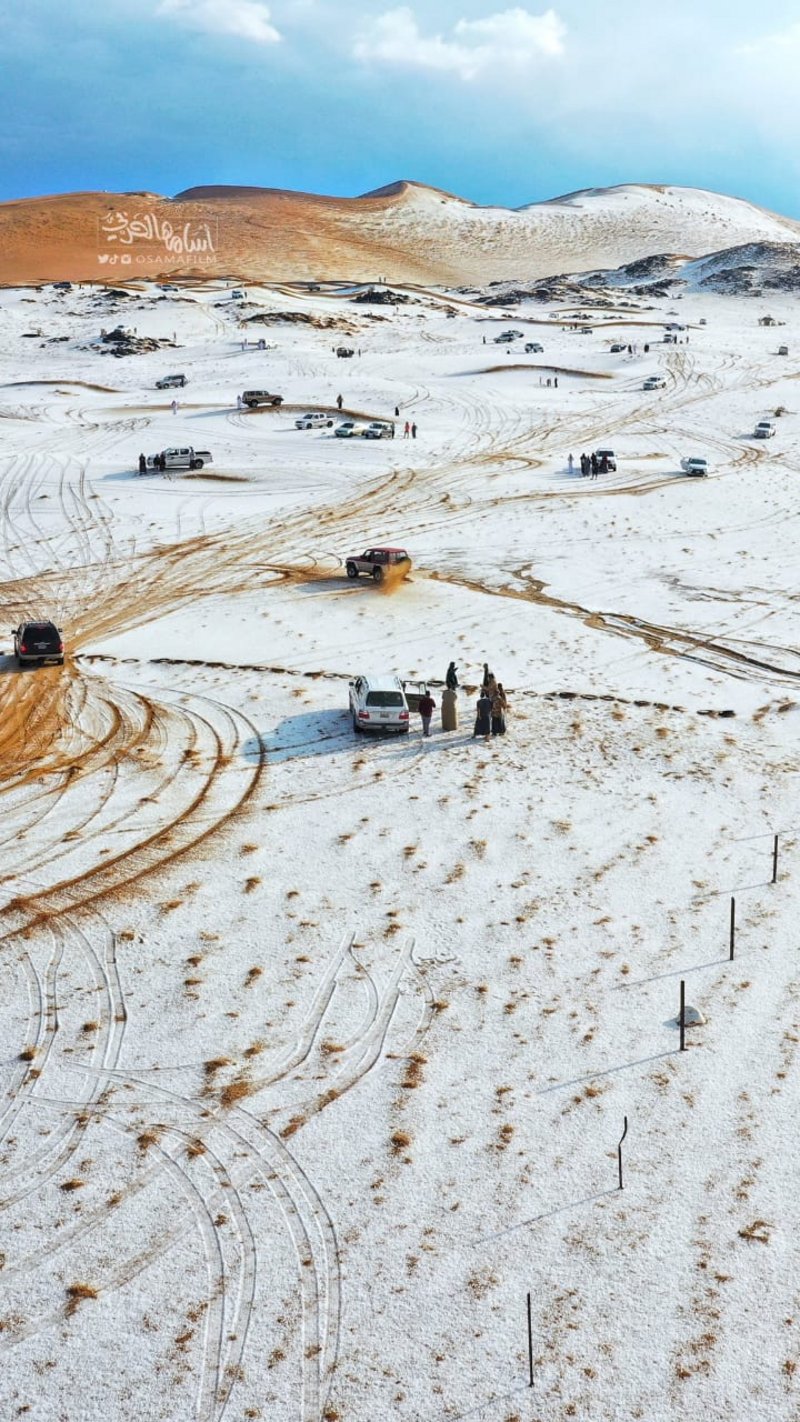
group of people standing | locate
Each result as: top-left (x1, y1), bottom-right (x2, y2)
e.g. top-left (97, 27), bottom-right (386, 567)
top-left (575, 452), bottom-right (606, 479)
top-left (473, 663), bottom-right (508, 739)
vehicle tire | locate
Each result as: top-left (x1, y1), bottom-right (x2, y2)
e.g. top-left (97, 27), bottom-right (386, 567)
top-left (372, 566), bottom-right (384, 584)
top-left (352, 711), bottom-right (360, 733)
top-left (346, 563), bottom-right (359, 579)
top-left (191, 459), bottom-right (204, 470)
top-left (326, 420), bottom-right (332, 427)
top-left (245, 401), bottom-right (255, 409)
top-left (58, 657), bottom-right (65, 666)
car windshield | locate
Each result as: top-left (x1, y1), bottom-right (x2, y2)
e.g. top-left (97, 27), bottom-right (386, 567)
top-left (25, 625), bottom-right (60, 648)
top-left (366, 691), bottom-right (404, 708)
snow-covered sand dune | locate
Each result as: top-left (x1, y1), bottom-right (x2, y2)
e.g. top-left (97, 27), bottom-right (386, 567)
top-left (1, 180), bottom-right (799, 284)
top-left (0, 273), bottom-right (799, 1420)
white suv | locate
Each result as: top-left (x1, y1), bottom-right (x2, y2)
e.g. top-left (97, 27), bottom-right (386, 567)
top-left (349, 676), bottom-right (410, 734)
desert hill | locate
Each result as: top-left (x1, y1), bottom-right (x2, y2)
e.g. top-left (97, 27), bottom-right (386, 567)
top-left (0, 179), bottom-right (798, 286)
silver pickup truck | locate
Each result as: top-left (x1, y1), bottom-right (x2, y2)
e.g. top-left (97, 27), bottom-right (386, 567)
top-left (147, 446), bottom-right (213, 471)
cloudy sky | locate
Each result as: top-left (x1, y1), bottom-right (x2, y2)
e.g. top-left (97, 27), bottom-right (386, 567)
top-left (2, 0), bottom-right (800, 212)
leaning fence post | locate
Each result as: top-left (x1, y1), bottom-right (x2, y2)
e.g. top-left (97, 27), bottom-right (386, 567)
top-left (527, 1291), bottom-right (534, 1387)
top-left (729, 898), bottom-right (736, 961)
top-left (618, 1116), bottom-right (628, 1189)
top-left (772, 834), bottom-right (779, 886)
top-left (679, 979), bottom-right (686, 1052)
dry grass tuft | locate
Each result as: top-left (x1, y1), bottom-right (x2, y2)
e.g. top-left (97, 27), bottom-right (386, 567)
top-left (391, 1129), bottom-right (412, 1154)
top-left (245, 966), bottom-right (263, 986)
top-left (18, 1047), bottom-right (36, 1062)
top-left (220, 1077), bottom-right (256, 1109)
top-left (65, 1282), bottom-right (98, 1314)
top-left (60, 1178), bottom-right (85, 1192)
top-left (204, 1056), bottom-right (232, 1076)
top-left (244, 877), bottom-right (261, 894)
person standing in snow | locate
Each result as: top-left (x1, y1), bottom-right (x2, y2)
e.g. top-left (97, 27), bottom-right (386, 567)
top-left (336, 393), bottom-right (343, 410)
top-left (394, 405), bottom-right (400, 418)
top-left (474, 690), bottom-right (492, 740)
top-left (404, 421), bottom-right (411, 438)
top-left (171, 399), bottom-right (178, 415)
top-left (138, 452), bottom-right (147, 475)
top-left (590, 453), bottom-right (598, 479)
top-left (567, 453), bottom-right (574, 474)
top-left (418, 689), bottom-right (436, 737)
top-left (411, 422), bottom-right (417, 439)
top-left (491, 684), bottom-right (508, 737)
top-left (446, 661), bottom-right (459, 691)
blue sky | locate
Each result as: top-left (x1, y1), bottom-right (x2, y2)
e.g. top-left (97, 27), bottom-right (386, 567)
top-left (2, 0), bottom-right (800, 213)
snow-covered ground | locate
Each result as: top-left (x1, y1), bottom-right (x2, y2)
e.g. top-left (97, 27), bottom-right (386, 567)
top-left (1, 277), bottom-right (800, 1421)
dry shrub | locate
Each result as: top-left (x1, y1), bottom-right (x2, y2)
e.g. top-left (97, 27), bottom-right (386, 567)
top-left (244, 877), bottom-right (261, 894)
top-left (60, 1179), bottom-right (85, 1192)
top-left (18, 1047), bottom-right (36, 1062)
top-left (186, 1138), bottom-right (206, 1158)
top-left (66, 1283), bottom-right (98, 1314)
top-left (245, 966), bottom-right (263, 986)
top-left (391, 1129), bottom-right (412, 1153)
top-left (401, 1052), bottom-right (427, 1089)
top-left (204, 1056), bottom-right (232, 1076)
top-left (220, 1077), bottom-right (256, 1109)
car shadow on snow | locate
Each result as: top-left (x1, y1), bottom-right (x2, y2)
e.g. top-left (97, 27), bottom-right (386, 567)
top-left (243, 709), bottom-right (422, 765)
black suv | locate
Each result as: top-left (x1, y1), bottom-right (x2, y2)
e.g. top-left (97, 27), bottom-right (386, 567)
top-left (13, 620), bottom-right (64, 667)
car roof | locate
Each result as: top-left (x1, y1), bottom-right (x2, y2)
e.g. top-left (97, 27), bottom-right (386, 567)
top-left (22, 619), bottom-right (59, 629)
top-left (357, 674), bottom-right (404, 690)
top-left (369, 546), bottom-right (408, 553)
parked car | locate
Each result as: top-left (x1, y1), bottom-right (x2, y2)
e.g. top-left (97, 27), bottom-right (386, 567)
top-left (13, 619), bottom-right (64, 667)
top-left (241, 390), bottom-right (283, 408)
top-left (156, 373), bottom-right (187, 389)
top-left (147, 446), bottom-right (212, 471)
top-left (579, 326), bottom-right (593, 334)
top-left (610, 343), bottom-right (626, 353)
top-left (680, 457), bottom-right (709, 477)
top-left (345, 547), bottom-right (411, 583)
top-left (778, 345), bottom-right (789, 356)
top-left (349, 675), bottom-right (410, 734)
top-left (524, 342), bottom-right (544, 354)
top-left (594, 448), bottom-right (617, 472)
top-left (663, 333), bottom-right (678, 344)
top-left (754, 420), bottom-right (776, 438)
top-left (230, 290), bottom-right (244, 300)
top-left (364, 421), bottom-right (394, 439)
top-left (335, 420), bottom-right (367, 438)
top-left (494, 333), bottom-right (516, 344)
top-left (295, 412), bottom-right (333, 429)
top-left (336, 346), bottom-right (355, 358)
top-left (643, 376), bottom-right (667, 390)
top-left (665, 323), bottom-right (686, 332)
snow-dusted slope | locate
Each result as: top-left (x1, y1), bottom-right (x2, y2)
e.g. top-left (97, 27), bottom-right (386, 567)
top-left (0, 180), bottom-right (798, 285)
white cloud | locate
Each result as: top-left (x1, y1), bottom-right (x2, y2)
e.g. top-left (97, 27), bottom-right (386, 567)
top-left (354, 6), bottom-right (565, 81)
top-left (736, 20), bottom-right (800, 57)
top-left (157, 0), bottom-right (281, 44)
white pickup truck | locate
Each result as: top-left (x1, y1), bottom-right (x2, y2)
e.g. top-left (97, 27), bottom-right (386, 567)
top-left (147, 446), bottom-right (213, 471)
